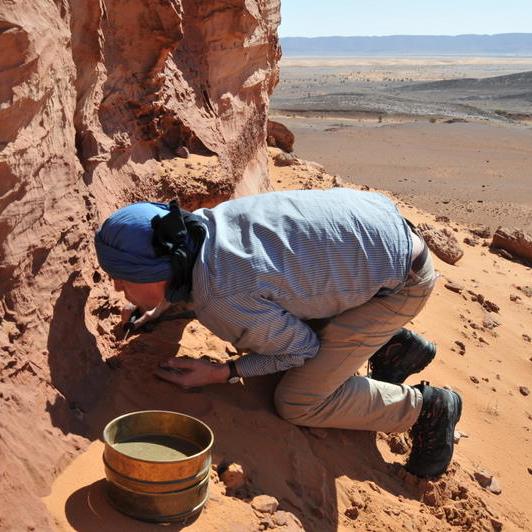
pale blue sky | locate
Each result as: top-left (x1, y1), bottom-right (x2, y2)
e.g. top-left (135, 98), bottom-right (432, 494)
top-left (279, 1), bottom-right (532, 37)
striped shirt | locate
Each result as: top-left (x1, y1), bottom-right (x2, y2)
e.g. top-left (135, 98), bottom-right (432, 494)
top-left (191, 189), bottom-right (413, 378)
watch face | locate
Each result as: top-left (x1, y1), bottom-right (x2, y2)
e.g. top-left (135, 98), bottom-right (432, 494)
top-left (228, 376), bottom-right (240, 384)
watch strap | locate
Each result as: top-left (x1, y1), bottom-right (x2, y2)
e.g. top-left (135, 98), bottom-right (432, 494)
top-left (227, 360), bottom-right (240, 383)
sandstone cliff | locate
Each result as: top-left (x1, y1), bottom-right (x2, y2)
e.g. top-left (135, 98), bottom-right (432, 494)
top-left (0, 1), bottom-right (280, 528)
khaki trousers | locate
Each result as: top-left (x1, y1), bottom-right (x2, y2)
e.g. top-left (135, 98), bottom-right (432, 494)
top-left (274, 252), bottom-right (436, 433)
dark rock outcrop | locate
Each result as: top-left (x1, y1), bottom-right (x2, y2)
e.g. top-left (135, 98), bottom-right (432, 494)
top-left (267, 119), bottom-right (295, 152)
top-left (491, 227), bottom-right (532, 262)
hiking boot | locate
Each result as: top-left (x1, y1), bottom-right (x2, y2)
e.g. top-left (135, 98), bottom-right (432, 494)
top-left (368, 328), bottom-right (436, 384)
top-left (405, 382), bottom-right (463, 478)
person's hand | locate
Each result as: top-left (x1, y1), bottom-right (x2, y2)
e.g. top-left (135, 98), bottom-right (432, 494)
top-left (121, 300), bottom-right (172, 330)
top-left (120, 302), bottom-right (137, 325)
top-left (155, 357), bottom-right (230, 389)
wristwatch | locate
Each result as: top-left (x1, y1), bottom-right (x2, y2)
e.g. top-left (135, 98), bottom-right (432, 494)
top-left (227, 360), bottom-right (240, 384)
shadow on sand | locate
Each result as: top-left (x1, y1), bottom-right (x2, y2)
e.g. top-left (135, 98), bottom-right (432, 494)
top-left (65, 479), bottom-right (201, 532)
top-left (46, 281), bottom-right (423, 531)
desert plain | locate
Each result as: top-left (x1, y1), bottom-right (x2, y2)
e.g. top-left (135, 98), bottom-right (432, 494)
top-left (271, 55), bottom-right (532, 231)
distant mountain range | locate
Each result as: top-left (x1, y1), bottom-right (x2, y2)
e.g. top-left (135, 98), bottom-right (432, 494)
top-left (280, 34), bottom-right (532, 56)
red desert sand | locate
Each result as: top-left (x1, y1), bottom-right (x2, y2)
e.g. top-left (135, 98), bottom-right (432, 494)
top-left (40, 154), bottom-right (532, 531)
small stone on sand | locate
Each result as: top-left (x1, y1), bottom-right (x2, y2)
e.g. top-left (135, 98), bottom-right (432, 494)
top-left (220, 463), bottom-right (246, 490)
top-left (251, 495), bottom-right (279, 514)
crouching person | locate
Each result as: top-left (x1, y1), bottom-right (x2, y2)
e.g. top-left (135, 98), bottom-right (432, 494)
top-left (95, 189), bottom-right (462, 478)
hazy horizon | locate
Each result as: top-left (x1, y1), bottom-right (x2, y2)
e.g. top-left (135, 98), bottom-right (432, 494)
top-left (280, 34), bottom-right (532, 57)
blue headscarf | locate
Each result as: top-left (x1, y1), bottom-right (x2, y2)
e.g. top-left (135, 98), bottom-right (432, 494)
top-left (94, 201), bottom-right (204, 302)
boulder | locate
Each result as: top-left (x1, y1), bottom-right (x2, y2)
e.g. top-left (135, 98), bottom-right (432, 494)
top-left (417, 224), bottom-right (464, 265)
top-left (267, 120), bottom-right (295, 152)
top-left (491, 227), bottom-right (532, 262)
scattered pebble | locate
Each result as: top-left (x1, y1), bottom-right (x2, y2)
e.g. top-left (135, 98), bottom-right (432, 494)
top-left (487, 477), bottom-right (502, 495)
top-left (344, 507), bottom-right (359, 520)
top-left (251, 495), bottom-right (279, 514)
top-left (519, 386), bottom-right (530, 397)
top-left (483, 300), bottom-right (500, 314)
top-left (454, 430), bottom-right (469, 443)
top-left (482, 315), bottom-right (500, 330)
top-left (474, 470), bottom-right (502, 494)
top-left (348, 488), bottom-right (365, 509)
top-left (516, 285), bottom-right (532, 298)
top-left (470, 226), bottom-right (491, 239)
top-left (470, 376), bottom-right (480, 384)
top-left (175, 146), bottom-right (190, 158)
top-left (463, 236), bottom-right (479, 247)
top-left (388, 433), bottom-right (410, 454)
top-left (455, 341), bottom-right (466, 356)
top-left (444, 281), bottom-right (464, 294)
top-left (272, 510), bottom-right (303, 529)
top-left (273, 152), bottom-right (299, 167)
top-left (220, 463), bottom-right (246, 490)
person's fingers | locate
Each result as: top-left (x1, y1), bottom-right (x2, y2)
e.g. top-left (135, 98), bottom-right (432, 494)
top-left (120, 303), bottom-right (136, 325)
top-left (154, 368), bottom-right (190, 388)
top-left (133, 310), bottom-right (155, 329)
top-left (163, 357), bottom-right (199, 370)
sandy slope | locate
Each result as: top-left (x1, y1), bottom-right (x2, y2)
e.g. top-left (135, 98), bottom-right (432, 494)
top-left (42, 152), bottom-right (531, 531)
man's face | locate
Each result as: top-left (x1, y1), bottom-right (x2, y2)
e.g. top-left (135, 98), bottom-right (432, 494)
top-left (112, 278), bottom-right (167, 310)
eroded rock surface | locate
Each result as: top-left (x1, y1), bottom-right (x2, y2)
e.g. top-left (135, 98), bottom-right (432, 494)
top-left (0, 1), bottom-right (280, 529)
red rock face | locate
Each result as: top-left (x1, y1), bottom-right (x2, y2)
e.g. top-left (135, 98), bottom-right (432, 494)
top-left (0, 1), bottom-right (280, 529)
top-left (69, 0), bottom-right (281, 197)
